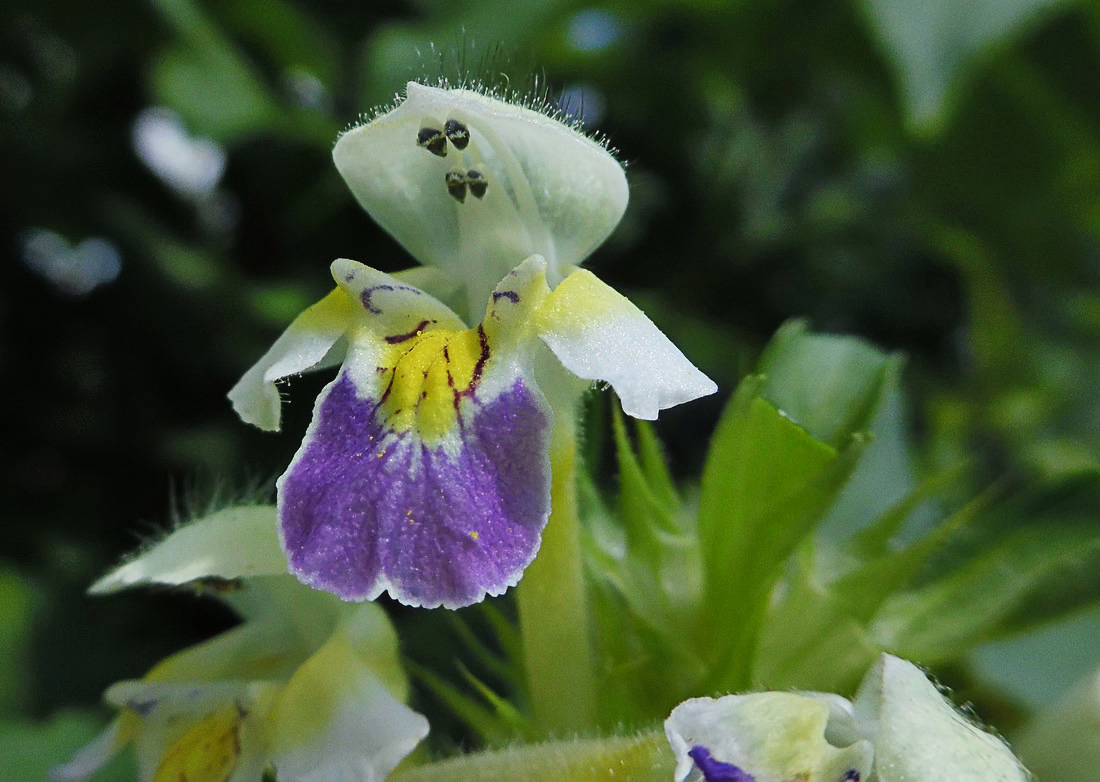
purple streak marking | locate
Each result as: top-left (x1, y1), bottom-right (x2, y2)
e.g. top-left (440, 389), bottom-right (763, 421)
top-left (278, 372), bottom-right (550, 608)
top-left (688, 746), bottom-right (755, 782)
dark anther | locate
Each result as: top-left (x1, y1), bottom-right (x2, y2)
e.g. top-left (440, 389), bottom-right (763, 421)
top-left (466, 169), bottom-right (487, 199)
top-left (417, 127), bottom-right (447, 157)
top-left (445, 171), bottom-right (467, 203)
top-left (840, 771), bottom-right (861, 782)
top-left (444, 119), bottom-right (470, 150)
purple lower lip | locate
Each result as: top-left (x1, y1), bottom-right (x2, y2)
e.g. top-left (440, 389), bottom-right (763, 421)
top-left (278, 371), bottom-right (551, 608)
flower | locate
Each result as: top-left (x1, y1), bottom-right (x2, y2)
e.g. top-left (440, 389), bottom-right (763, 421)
top-left (664, 654), bottom-right (1029, 782)
top-left (665, 691), bottom-right (872, 782)
top-left (228, 82), bottom-right (716, 609)
top-left (52, 506), bottom-right (429, 782)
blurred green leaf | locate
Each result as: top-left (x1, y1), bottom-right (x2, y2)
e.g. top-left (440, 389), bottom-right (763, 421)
top-left (152, 43), bottom-right (279, 143)
top-left (1015, 661), bottom-right (1100, 780)
top-left (971, 605), bottom-right (1100, 710)
top-left (219, 0), bottom-right (340, 90)
top-left (756, 473), bottom-right (988, 693)
top-left (753, 546), bottom-right (880, 693)
top-left (0, 712), bottom-right (130, 782)
top-left (871, 472), bottom-right (1100, 661)
top-left (407, 660), bottom-right (521, 746)
top-left (0, 569), bottom-right (34, 715)
top-left (860, 0), bottom-right (1071, 130)
top-left (358, 1), bottom-right (574, 108)
top-left (582, 413), bottom-right (706, 727)
top-left (149, 0), bottom-right (337, 144)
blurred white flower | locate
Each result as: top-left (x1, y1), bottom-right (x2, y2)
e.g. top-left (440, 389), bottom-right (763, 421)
top-left (21, 228), bottom-right (121, 296)
top-left (52, 506), bottom-right (428, 782)
top-left (132, 106), bottom-right (226, 198)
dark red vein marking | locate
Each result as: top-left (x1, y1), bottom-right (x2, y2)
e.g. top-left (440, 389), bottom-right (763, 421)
top-left (385, 320), bottom-right (431, 344)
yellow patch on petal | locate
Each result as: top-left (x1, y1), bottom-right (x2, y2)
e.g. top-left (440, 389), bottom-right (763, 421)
top-left (377, 324), bottom-right (488, 443)
top-left (536, 268), bottom-right (634, 333)
top-left (153, 703), bottom-right (243, 782)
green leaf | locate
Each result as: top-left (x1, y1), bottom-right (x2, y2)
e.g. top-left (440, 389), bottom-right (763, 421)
top-left (150, 0), bottom-right (282, 143)
top-left (697, 376), bottom-right (865, 690)
top-left (757, 320), bottom-right (891, 448)
top-left (755, 484), bottom-right (986, 693)
top-left (474, 602), bottom-right (524, 689)
top-left (757, 320), bottom-right (915, 540)
top-left (635, 421), bottom-right (680, 512)
top-left (860, 0), bottom-right (1071, 130)
top-left (612, 406), bottom-right (678, 555)
top-left (1015, 660), bottom-right (1100, 779)
top-left (149, 0), bottom-right (336, 145)
top-left (454, 662), bottom-right (537, 741)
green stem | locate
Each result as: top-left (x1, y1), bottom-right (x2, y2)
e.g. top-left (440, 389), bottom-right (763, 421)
top-left (516, 414), bottom-right (596, 734)
top-left (390, 731), bottom-right (672, 782)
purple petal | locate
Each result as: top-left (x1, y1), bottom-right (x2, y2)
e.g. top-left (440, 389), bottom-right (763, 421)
top-left (688, 745), bottom-right (755, 782)
top-left (278, 372), bottom-right (551, 608)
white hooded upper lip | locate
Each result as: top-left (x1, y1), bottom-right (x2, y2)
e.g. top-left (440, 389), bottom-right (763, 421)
top-left (332, 81), bottom-right (629, 319)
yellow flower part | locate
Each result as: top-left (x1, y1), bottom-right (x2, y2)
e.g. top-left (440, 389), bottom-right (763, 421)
top-left (377, 324), bottom-right (487, 444)
top-left (153, 703), bottom-right (245, 782)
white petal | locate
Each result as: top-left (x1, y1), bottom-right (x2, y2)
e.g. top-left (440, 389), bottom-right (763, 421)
top-left (49, 719), bottom-right (125, 782)
top-left (852, 654), bottom-right (1029, 781)
top-left (229, 288), bottom-right (355, 431)
top-left (267, 631), bottom-right (429, 782)
top-left (665, 692), bottom-right (873, 782)
top-left (90, 505), bottom-right (286, 594)
top-left (104, 680), bottom-right (274, 782)
top-left (391, 264), bottom-right (462, 311)
top-left (333, 82), bottom-right (628, 317)
top-left (536, 268), bottom-right (716, 419)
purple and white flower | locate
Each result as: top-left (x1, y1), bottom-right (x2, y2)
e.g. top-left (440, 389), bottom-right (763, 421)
top-left (229, 82), bottom-right (716, 609)
top-left (664, 654), bottom-right (1030, 782)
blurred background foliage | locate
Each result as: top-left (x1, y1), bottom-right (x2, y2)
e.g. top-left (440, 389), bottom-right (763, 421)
top-left (2, 0), bottom-right (1099, 776)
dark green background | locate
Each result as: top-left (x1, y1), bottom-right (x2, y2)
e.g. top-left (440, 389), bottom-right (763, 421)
top-left (2, 0), bottom-right (1098, 775)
